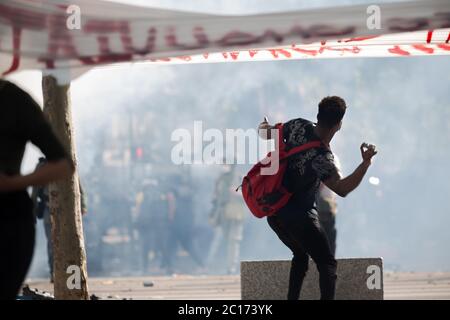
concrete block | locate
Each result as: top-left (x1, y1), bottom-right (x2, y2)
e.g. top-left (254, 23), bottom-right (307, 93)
top-left (241, 258), bottom-right (383, 300)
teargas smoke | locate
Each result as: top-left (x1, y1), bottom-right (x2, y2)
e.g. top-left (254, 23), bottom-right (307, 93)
top-left (14, 0), bottom-right (450, 278)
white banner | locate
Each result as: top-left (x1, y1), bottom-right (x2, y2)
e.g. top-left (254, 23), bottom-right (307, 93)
top-left (144, 29), bottom-right (450, 66)
top-left (0, 0), bottom-right (449, 80)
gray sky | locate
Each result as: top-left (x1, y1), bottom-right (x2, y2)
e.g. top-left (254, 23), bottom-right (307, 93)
top-left (106, 0), bottom-right (409, 14)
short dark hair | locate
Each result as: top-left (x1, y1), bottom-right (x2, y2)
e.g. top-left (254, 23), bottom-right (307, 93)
top-left (317, 96), bottom-right (347, 128)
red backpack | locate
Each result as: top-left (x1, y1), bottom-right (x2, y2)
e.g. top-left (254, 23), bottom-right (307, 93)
top-left (240, 123), bottom-right (321, 218)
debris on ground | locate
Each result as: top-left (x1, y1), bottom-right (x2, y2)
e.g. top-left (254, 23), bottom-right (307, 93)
top-left (21, 285), bottom-right (54, 300)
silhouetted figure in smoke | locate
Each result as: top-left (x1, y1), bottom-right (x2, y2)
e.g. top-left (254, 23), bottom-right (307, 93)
top-left (0, 80), bottom-right (72, 300)
top-left (207, 164), bottom-right (245, 274)
top-left (259, 96), bottom-right (377, 300)
top-left (135, 180), bottom-right (172, 274)
top-left (316, 183), bottom-right (338, 256)
top-left (165, 173), bottom-right (204, 274)
top-left (31, 157), bottom-right (87, 282)
top-left (315, 155), bottom-right (341, 256)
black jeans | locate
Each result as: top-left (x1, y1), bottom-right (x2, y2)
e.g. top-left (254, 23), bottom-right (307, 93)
top-left (267, 201), bottom-right (337, 300)
top-left (0, 193), bottom-right (36, 300)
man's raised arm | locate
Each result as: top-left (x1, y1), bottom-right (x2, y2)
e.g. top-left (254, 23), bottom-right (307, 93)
top-left (324, 143), bottom-right (377, 198)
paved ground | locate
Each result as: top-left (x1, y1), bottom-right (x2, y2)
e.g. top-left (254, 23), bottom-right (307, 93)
top-left (26, 272), bottom-right (450, 300)
top-left (383, 272), bottom-right (450, 300)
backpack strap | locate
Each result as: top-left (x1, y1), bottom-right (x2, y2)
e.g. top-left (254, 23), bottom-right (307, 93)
top-left (284, 140), bottom-right (322, 158)
top-left (276, 123), bottom-right (322, 159)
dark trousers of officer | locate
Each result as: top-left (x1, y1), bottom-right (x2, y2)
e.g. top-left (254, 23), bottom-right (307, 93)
top-left (0, 193), bottom-right (35, 300)
top-left (318, 211), bottom-right (337, 257)
top-left (267, 201), bottom-right (337, 300)
top-left (42, 208), bottom-right (54, 277)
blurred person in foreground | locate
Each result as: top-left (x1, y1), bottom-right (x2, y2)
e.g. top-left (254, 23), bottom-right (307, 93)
top-left (258, 96), bottom-right (377, 300)
top-left (0, 79), bottom-right (72, 300)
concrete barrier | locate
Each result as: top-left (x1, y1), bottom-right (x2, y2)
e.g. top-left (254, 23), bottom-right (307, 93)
top-left (241, 258), bottom-right (383, 300)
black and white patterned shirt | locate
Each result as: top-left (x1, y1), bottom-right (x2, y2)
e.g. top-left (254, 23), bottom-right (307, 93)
top-left (282, 118), bottom-right (339, 210)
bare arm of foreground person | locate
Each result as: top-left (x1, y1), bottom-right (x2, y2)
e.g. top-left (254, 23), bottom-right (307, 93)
top-left (0, 160), bottom-right (72, 192)
top-left (323, 143), bottom-right (377, 198)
